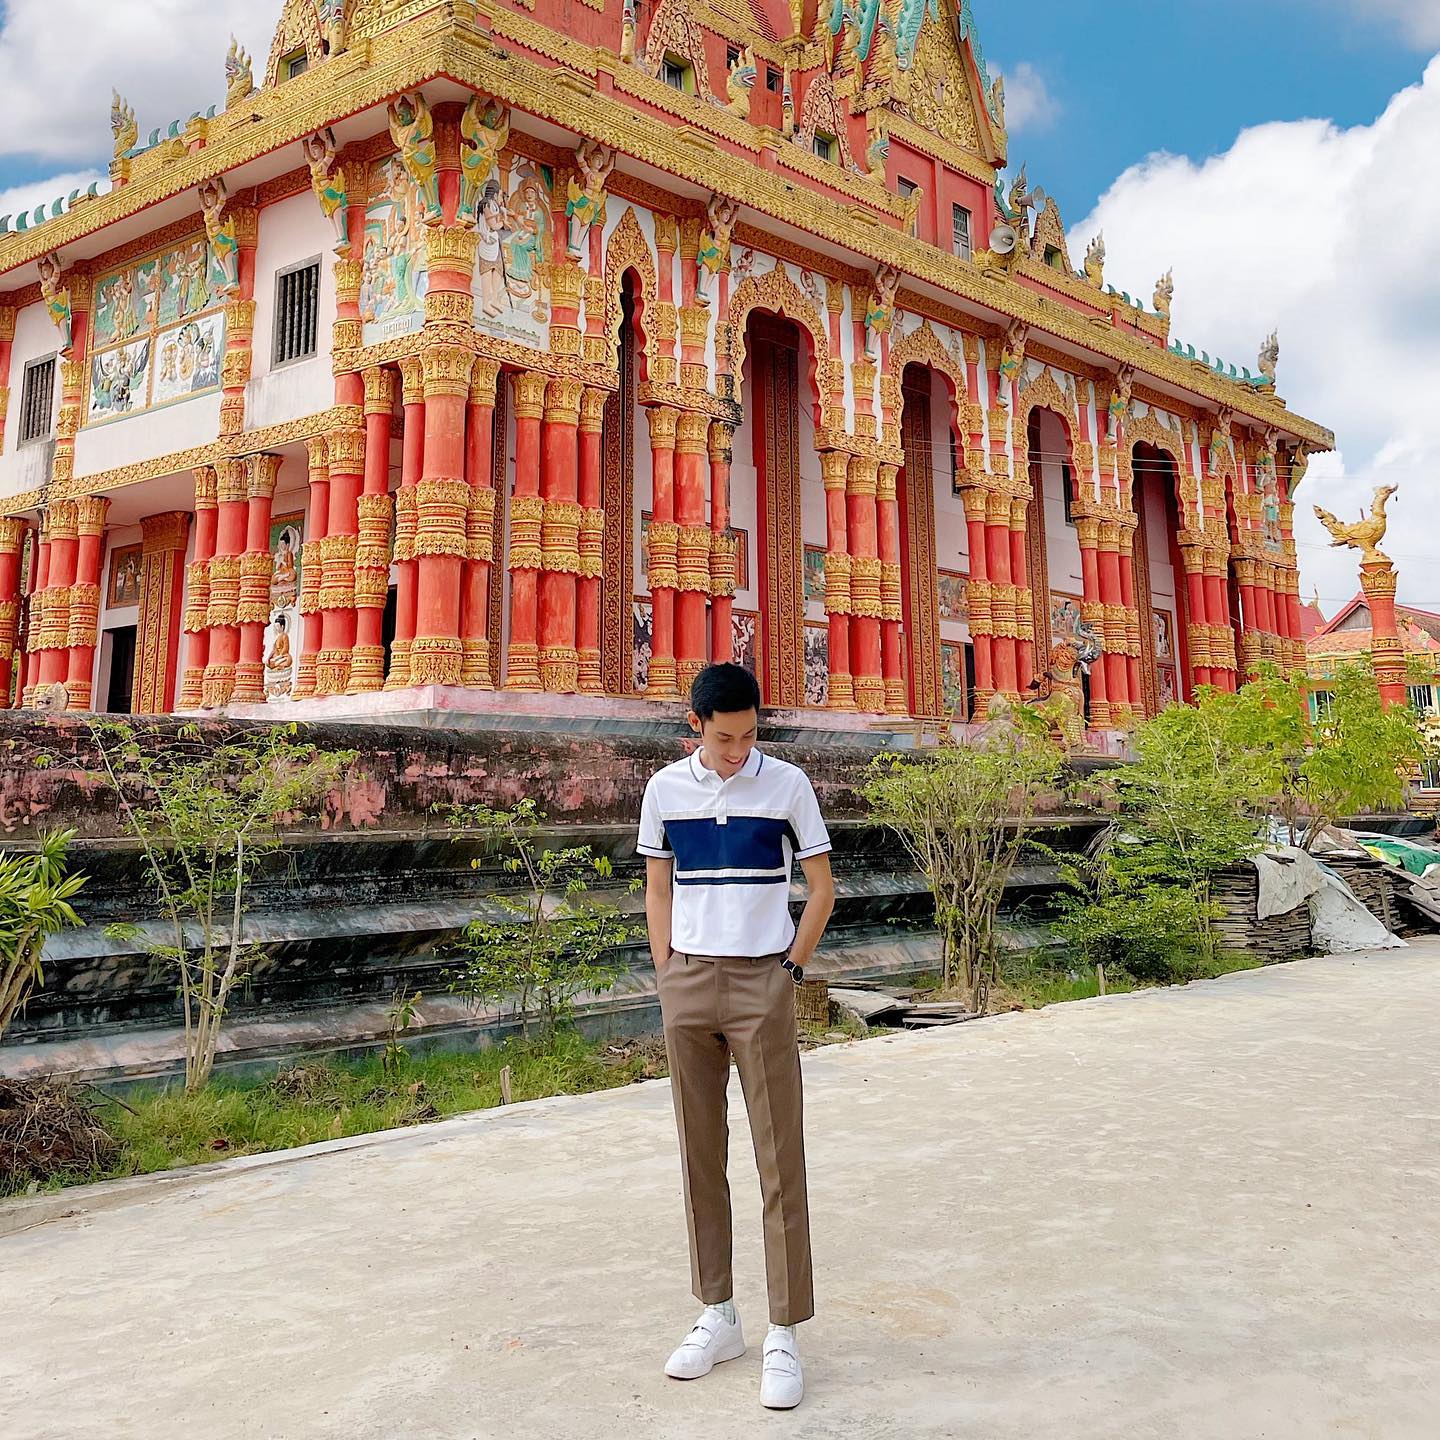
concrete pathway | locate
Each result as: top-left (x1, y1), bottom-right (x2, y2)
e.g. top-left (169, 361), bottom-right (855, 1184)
top-left (3, 948), bottom-right (1439, 1440)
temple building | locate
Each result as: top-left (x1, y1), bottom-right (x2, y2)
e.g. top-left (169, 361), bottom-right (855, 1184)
top-left (0, 0), bottom-right (1333, 736)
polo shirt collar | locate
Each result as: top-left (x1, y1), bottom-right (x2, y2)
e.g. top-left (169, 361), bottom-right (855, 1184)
top-left (689, 746), bottom-right (765, 783)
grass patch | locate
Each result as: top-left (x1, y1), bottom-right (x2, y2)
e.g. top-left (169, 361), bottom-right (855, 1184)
top-left (5, 1031), bottom-right (662, 1198)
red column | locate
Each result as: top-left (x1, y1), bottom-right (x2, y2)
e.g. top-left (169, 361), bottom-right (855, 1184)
top-left (645, 405), bottom-right (680, 698)
top-left (1097, 520), bottom-right (1128, 716)
top-left (37, 501), bottom-right (77, 693)
top-left (537, 379), bottom-right (582, 693)
top-left (64, 496), bottom-right (108, 710)
top-left (1009, 497), bottom-right (1034, 690)
top-left (708, 421), bottom-right (736, 665)
top-left (1182, 546), bottom-right (1212, 690)
top-left (202, 460), bottom-right (248, 707)
top-left (350, 367), bottom-right (396, 693)
top-left (217, 208), bottom-right (258, 440)
top-left (845, 455), bottom-right (881, 713)
top-left (460, 361), bottom-right (500, 689)
top-left (316, 423), bottom-right (363, 697)
top-left (411, 346), bottom-right (472, 688)
top-left (876, 461), bottom-right (905, 713)
top-left (1076, 516), bottom-right (1109, 725)
top-left (673, 410), bottom-right (712, 697)
top-left (21, 526), bottom-right (50, 705)
top-left (962, 487), bottom-right (994, 708)
top-left (386, 358), bottom-right (424, 690)
top-left (234, 454), bottom-right (280, 704)
top-left (0, 519), bottom-right (25, 707)
top-left (1117, 521), bottom-right (1142, 714)
top-left (819, 451), bottom-right (853, 709)
top-left (1204, 547), bottom-right (1236, 692)
top-left (505, 371), bottom-right (547, 691)
top-left (1362, 563), bottom-right (1407, 709)
top-left (180, 467), bottom-right (218, 708)
top-left (576, 387), bottom-right (608, 692)
top-left (987, 491), bottom-right (1017, 696)
top-left (292, 439), bottom-right (329, 700)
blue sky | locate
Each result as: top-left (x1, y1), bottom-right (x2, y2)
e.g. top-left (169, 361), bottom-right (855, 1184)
top-left (987, 0), bottom-right (1432, 221)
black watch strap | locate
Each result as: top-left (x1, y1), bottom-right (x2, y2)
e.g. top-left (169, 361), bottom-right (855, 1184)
top-left (780, 955), bottom-right (804, 986)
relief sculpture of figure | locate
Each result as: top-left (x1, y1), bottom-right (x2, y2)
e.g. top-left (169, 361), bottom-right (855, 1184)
top-left (198, 178), bottom-right (240, 295)
top-left (304, 129), bottom-right (350, 254)
top-left (388, 92), bottom-right (441, 224)
top-left (37, 252), bottom-right (73, 355)
top-left (458, 95), bottom-right (509, 227)
top-left (1314, 484), bottom-right (1398, 569)
top-left (695, 194), bottom-right (739, 307)
top-left (566, 139), bottom-right (615, 260)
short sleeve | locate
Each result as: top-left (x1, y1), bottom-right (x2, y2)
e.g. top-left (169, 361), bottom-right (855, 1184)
top-left (788, 771), bottom-right (832, 859)
top-left (637, 776), bottom-right (673, 858)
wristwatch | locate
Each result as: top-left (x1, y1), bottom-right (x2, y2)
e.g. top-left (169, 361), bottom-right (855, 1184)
top-left (780, 954), bottom-right (804, 986)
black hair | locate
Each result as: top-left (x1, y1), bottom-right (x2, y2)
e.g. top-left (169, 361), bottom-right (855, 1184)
top-left (690, 662), bottom-right (761, 721)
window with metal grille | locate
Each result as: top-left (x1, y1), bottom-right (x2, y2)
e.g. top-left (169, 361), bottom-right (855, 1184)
top-left (18, 356), bottom-right (55, 446)
top-left (662, 56), bottom-right (692, 92)
top-left (273, 259), bottom-right (321, 367)
top-left (952, 204), bottom-right (972, 260)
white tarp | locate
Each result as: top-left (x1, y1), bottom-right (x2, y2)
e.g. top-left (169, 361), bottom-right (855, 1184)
top-left (1310, 864), bottom-right (1406, 953)
top-left (1250, 845), bottom-right (1406, 954)
top-left (1253, 846), bottom-right (1326, 920)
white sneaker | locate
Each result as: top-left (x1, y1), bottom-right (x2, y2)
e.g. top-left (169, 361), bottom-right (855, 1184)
top-left (664, 1305), bottom-right (747, 1380)
top-left (760, 1329), bottom-right (804, 1409)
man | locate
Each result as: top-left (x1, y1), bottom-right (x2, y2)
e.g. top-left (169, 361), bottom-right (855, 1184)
top-left (638, 662), bottom-right (836, 1410)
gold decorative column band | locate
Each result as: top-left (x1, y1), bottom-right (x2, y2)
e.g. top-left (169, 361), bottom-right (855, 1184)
top-left (415, 480), bottom-right (472, 558)
top-left (467, 486), bottom-right (497, 564)
top-left (877, 462), bottom-right (902, 623)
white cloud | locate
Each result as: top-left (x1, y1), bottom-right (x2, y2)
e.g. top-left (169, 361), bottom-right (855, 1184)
top-left (1071, 57), bottom-right (1440, 616)
top-left (0, 169), bottom-right (108, 229)
top-left (999, 61), bottom-right (1061, 133)
top-left (1333, 0), bottom-right (1440, 48)
top-left (0, 0), bottom-right (282, 164)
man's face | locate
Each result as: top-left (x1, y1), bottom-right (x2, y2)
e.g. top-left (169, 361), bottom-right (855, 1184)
top-left (691, 708), bottom-right (758, 779)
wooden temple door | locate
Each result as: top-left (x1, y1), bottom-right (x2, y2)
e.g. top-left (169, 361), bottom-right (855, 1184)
top-left (750, 314), bottom-right (804, 708)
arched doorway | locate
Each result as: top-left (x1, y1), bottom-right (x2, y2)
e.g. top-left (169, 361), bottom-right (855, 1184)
top-left (733, 311), bottom-right (824, 708)
top-left (602, 272), bottom-right (642, 694)
top-left (1132, 440), bottom-right (1191, 711)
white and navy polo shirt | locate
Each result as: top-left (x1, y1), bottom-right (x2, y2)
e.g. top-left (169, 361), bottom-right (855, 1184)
top-left (637, 747), bottom-right (832, 958)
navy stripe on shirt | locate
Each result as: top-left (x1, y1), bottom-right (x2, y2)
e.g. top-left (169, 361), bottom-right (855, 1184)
top-left (663, 814), bottom-right (789, 874)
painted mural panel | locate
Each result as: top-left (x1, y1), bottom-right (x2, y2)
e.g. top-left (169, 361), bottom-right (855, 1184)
top-left (940, 640), bottom-right (966, 716)
top-left (107, 544), bottom-right (143, 608)
top-left (803, 622), bottom-right (829, 707)
top-left (937, 569), bottom-right (969, 622)
top-left (263, 512), bottom-right (304, 701)
top-left (88, 234), bottom-right (227, 424)
top-left (473, 157), bottom-right (553, 348)
top-left (362, 154), bottom-right (430, 345)
top-left (632, 598), bottom-right (653, 692)
top-left (732, 609), bottom-right (758, 675)
top-left (89, 338), bottom-right (152, 423)
top-left (152, 314), bottom-right (224, 407)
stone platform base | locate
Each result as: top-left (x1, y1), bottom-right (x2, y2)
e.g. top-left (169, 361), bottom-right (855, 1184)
top-left (0, 932), bottom-right (944, 1093)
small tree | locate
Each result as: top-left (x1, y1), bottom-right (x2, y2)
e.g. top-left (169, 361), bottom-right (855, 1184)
top-left (444, 800), bottom-right (642, 1044)
top-left (863, 720), bottom-right (1062, 1012)
top-left (1055, 690), bottom-right (1269, 977)
top-left (0, 829), bottom-right (86, 1043)
top-left (1229, 664), bottom-right (1422, 848)
top-left (83, 721), bottom-right (350, 1092)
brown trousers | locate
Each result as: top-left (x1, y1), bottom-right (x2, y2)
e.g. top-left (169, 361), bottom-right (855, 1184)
top-left (657, 951), bottom-right (814, 1326)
